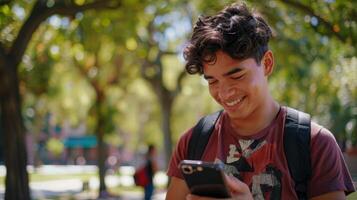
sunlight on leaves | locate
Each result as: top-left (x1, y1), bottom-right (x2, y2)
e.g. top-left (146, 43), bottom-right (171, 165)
top-left (125, 38), bottom-right (138, 51)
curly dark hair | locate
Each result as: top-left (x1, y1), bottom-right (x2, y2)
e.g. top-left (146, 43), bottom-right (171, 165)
top-left (183, 2), bottom-right (272, 74)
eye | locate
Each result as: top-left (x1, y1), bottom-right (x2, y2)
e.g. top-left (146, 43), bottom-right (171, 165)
top-left (207, 79), bottom-right (218, 85)
top-left (232, 74), bottom-right (245, 80)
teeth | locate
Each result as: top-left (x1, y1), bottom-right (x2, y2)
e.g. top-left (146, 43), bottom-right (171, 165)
top-left (226, 97), bottom-right (243, 106)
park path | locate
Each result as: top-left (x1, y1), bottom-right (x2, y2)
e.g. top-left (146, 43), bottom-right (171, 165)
top-left (0, 179), bottom-right (166, 200)
top-left (0, 165), bottom-right (167, 200)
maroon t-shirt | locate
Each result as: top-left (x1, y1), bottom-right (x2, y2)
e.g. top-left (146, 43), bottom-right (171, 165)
top-left (167, 107), bottom-right (355, 199)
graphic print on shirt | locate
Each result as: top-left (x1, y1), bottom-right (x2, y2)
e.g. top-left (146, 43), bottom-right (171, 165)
top-left (223, 139), bottom-right (282, 199)
top-left (251, 164), bottom-right (282, 200)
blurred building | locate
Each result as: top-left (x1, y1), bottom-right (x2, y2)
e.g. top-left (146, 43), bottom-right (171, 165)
top-left (63, 135), bottom-right (97, 165)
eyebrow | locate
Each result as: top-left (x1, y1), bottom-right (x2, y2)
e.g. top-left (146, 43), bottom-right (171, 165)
top-left (223, 67), bottom-right (243, 76)
top-left (203, 67), bottom-right (243, 80)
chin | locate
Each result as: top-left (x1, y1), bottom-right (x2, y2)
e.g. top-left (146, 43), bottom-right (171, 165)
top-left (226, 110), bottom-right (249, 120)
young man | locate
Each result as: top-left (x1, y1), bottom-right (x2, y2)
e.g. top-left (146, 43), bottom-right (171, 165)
top-left (166, 2), bottom-right (355, 200)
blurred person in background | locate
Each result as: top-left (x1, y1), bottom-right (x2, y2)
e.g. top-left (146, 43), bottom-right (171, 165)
top-left (144, 144), bottom-right (158, 200)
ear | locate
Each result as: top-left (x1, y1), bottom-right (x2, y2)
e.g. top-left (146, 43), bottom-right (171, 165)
top-left (262, 50), bottom-right (274, 76)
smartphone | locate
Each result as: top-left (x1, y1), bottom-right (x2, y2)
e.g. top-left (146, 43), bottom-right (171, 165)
top-left (179, 160), bottom-right (231, 198)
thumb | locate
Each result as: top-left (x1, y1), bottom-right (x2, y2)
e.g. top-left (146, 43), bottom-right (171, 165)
top-left (224, 174), bottom-right (250, 194)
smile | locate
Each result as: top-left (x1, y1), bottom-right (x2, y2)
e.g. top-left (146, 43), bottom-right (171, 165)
top-left (226, 97), bottom-right (245, 107)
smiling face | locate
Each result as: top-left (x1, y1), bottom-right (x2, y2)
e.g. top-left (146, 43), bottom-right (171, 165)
top-left (203, 51), bottom-right (274, 121)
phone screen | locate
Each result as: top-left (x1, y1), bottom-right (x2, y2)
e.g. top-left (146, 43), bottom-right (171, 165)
top-left (179, 160), bottom-right (231, 198)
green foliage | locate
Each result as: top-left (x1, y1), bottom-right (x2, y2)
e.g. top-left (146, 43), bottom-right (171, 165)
top-left (46, 137), bottom-right (65, 156)
top-left (0, 1), bottom-right (32, 48)
top-left (193, 0), bottom-right (236, 16)
top-left (172, 75), bottom-right (221, 142)
top-left (3, 0), bottom-right (356, 166)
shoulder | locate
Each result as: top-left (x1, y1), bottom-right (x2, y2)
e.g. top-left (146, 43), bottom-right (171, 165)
top-left (308, 121), bottom-right (355, 197)
top-left (176, 127), bottom-right (195, 156)
top-left (167, 127), bottom-right (194, 178)
top-left (309, 121), bottom-right (342, 163)
top-left (310, 121), bottom-right (337, 146)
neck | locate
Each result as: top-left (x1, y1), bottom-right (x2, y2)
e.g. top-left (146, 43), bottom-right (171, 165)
top-left (230, 99), bottom-right (280, 136)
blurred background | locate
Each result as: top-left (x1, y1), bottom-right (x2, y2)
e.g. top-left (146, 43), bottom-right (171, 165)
top-left (0, 0), bottom-right (356, 199)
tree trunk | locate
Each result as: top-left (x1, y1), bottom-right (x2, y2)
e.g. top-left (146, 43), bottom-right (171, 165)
top-left (0, 2), bottom-right (123, 199)
top-left (95, 93), bottom-right (108, 196)
top-left (0, 118), bottom-right (4, 164)
top-left (160, 94), bottom-right (174, 169)
top-left (0, 61), bottom-right (30, 200)
top-left (146, 76), bottom-right (175, 169)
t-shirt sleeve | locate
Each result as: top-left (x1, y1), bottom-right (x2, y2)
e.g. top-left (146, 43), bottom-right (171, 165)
top-left (166, 128), bottom-right (193, 179)
top-left (308, 123), bottom-right (355, 197)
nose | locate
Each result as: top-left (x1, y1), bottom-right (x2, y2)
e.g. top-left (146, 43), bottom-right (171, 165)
top-left (219, 84), bottom-right (236, 100)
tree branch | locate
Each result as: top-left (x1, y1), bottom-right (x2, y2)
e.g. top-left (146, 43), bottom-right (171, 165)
top-left (51, 0), bottom-right (121, 16)
top-left (0, 42), bottom-right (7, 95)
top-left (139, 8), bottom-right (186, 98)
top-left (0, 0), bottom-right (11, 6)
top-left (279, 0), bottom-right (346, 42)
top-left (72, 55), bottom-right (94, 87)
top-left (162, 50), bottom-right (179, 55)
top-left (140, 60), bottom-right (155, 83)
top-left (107, 54), bottom-right (122, 85)
top-left (174, 70), bottom-right (187, 96)
top-left (9, 0), bottom-right (122, 68)
top-left (0, 42), bottom-right (6, 60)
top-left (138, 21), bottom-right (159, 85)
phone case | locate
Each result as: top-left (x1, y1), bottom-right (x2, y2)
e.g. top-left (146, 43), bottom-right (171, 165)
top-left (179, 160), bottom-right (231, 198)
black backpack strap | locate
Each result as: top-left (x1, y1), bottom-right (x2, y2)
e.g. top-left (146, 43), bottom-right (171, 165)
top-left (187, 110), bottom-right (223, 160)
top-left (284, 107), bottom-right (312, 200)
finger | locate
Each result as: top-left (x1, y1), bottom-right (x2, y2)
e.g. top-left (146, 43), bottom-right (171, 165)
top-left (186, 194), bottom-right (216, 200)
top-left (224, 174), bottom-right (250, 194)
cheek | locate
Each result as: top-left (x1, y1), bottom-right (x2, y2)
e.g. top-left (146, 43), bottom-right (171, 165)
top-left (209, 86), bottom-right (221, 102)
top-left (248, 76), bottom-right (267, 97)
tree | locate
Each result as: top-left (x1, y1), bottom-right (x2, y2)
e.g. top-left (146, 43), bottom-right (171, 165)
top-left (0, 1), bottom-right (121, 199)
top-left (68, 4), bottom-right (144, 194)
top-left (20, 32), bottom-right (55, 167)
top-left (72, 47), bottom-right (123, 196)
top-left (277, 0), bottom-right (356, 44)
top-left (135, 1), bottom-right (195, 166)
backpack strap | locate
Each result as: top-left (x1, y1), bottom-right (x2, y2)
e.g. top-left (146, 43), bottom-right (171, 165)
top-left (187, 110), bottom-right (223, 160)
top-left (284, 107), bottom-right (311, 200)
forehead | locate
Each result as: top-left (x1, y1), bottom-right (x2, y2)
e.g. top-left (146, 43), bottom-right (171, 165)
top-left (203, 51), bottom-right (256, 74)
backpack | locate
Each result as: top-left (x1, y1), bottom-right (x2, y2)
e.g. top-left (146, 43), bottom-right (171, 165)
top-left (187, 107), bottom-right (311, 200)
top-left (133, 165), bottom-right (149, 187)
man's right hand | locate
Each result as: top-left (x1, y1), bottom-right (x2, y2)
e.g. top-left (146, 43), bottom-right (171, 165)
top-left (225, 175), bottom-right (253, 200)
top-left (185, 175), bottom-right (253, 200)
top-left (166, 177), bottom-right (190, 200)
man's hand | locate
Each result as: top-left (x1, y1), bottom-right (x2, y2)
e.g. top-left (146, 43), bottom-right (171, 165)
top-left (186, 175), bottom-right (253, 200)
